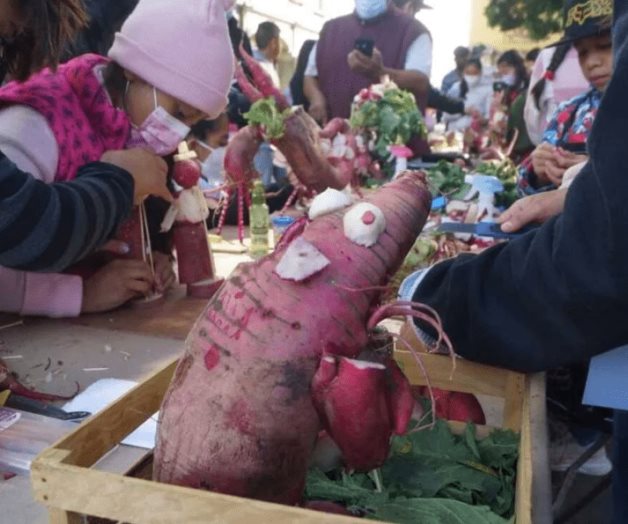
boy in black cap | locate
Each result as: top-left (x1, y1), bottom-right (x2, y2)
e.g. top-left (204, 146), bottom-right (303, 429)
top-left (519, 0), bottom-right (613, 195)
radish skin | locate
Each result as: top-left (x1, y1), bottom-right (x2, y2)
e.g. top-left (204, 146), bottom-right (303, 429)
top-left (154, 171), bottom-right (432, 504)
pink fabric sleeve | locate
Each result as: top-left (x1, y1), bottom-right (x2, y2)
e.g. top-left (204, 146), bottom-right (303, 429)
top-left (0, 106), bottom-right (83, 318)
top-left (0, 268), bottom-right (83, 318)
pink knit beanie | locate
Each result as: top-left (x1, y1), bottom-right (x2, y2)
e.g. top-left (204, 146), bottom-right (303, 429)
top-left (109, 0), bottom-right (235, 118)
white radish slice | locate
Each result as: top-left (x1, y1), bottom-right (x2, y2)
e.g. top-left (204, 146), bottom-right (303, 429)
top-left (274, 237), bottom-right (330, 282)
top-left (308, 188), bottom-right (352, 220)
top-left (343, 203), bottom-right (386, 247)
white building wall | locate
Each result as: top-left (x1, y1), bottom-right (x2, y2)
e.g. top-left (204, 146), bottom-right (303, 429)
top-left (235, 0), bottom-right (354, 56)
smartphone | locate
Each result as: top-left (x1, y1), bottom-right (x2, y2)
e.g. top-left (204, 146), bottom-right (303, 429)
top-left (354, 38), bottom-right (375, 58)
top-left (561, 142), bottom-right (587, 155)
top-left (492, 81), bottom-right (507, 93)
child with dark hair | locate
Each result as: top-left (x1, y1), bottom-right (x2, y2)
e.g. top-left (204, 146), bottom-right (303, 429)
top-left (524, 44), bottom-right (589, 145)
top-left (518, 13), bottom-right (612, 195)
top-left (442, 58), bottom-right (492, 132)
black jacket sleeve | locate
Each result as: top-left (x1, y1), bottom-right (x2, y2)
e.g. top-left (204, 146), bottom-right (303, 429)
top-left (0, 153), bottom-right (133, 272)
top-left (427, 86), bottom-right (465, 115)
top-left (412, 0), bottom-right (628, 374)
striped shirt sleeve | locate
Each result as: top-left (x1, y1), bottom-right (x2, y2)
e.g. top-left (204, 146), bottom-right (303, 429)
top-left (0, 152), bottom-right (133, 272)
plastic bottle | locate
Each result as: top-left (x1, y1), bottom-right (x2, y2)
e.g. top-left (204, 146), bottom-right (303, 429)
top-left (248, 181), bottom-right (270, 259)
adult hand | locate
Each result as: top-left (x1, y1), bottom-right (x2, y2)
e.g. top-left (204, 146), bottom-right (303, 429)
top-left (153, 252), bottom-right (176, 293)
top-left (497, 188), bottom-right (567, 233)
top-left (82, 259), bottom-right (154, 313)
top-left (530, 143), bottom-right (557, 184)
top-left (347, 48), bottom-right (384, 82)
top-left (101, 149), bottom-right (172, 204)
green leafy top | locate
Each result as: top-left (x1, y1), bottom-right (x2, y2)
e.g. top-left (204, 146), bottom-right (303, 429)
top-left (305, 420), bottom-right (520, 522)
top-left (350, 85), bottom-right (426, 159)
top-left (244, 97), bottom-right (292, 140)
top-left (427, 160), bottom-right (470, 199)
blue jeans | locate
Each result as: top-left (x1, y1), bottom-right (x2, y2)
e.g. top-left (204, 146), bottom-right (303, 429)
top-left (613, 410), bottom-right (628, 524)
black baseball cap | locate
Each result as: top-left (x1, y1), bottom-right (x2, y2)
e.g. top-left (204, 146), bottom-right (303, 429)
top-left (549, 0), bottom-right (613, 47)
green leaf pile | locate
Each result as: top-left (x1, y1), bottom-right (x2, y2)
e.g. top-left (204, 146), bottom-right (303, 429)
top-left (426, 161), bottom-right (470, 200)
top-left (305, 420), bottom-right (520, 523)
top-left (244, 97), bottom-right (292, 140)
top-left (350, 88), bottom-right (426, 160)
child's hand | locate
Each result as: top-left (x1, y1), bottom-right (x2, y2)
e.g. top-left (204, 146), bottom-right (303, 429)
top-left (82, 259), bottom-right (154, 313)
top-left (101, 149), bottom-right (172, 204)
top-left (153, 252), bottom-right (176, 293)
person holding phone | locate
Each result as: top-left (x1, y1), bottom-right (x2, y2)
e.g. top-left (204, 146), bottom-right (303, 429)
top-left (517, 4), bottom-right (613, 195)
top-left (303, 0), bottom-right (432, 131)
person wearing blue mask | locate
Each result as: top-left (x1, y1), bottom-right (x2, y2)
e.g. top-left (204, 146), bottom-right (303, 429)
top-left (303, 0), bottom-right (431, 156)
top-left (400, 1), bottom-right (626, 520)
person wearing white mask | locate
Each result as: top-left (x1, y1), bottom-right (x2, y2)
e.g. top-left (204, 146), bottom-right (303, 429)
top-left (442, 58), bottom-right (492, 133)
top-left (189, 114), bottom-right (230, 208)
top-left (303, 0), bottom-right (432, 155)
top-left (491, 49), bottom-right (534, 161)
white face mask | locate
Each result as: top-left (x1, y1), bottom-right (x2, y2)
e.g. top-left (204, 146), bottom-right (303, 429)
top-left (464, 75), bottom-right (481, 88)
top-left (501, 74), bottom-right (517, 87)
top-left (355, 0), bottom-right (388, 20)
top-left (126, 85), bottom-right (191, 156)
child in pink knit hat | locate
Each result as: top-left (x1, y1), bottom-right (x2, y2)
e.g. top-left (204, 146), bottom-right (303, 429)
top-left (0, 0), bottom-right (236, 319)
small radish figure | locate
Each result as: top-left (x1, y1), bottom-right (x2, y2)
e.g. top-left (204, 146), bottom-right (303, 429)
top-left (161, 142), bottom-right (223, 299)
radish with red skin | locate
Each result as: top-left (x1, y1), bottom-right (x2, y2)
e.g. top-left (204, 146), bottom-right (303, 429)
top-left (154, 171), bottom-right (435, 503)
top-left (238, 44), bottom-right (290, 111)
top-left (414, 386), bottom-right (486, 425)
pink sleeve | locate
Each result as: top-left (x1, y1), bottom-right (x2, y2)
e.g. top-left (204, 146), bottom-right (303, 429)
top-left (0, 267), bottom-right (83, 318)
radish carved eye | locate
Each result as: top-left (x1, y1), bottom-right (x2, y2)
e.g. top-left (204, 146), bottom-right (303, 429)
top-left (343, 203), bottom-right (386, 247)
top-left (274, 236), bottom-right (331, 282)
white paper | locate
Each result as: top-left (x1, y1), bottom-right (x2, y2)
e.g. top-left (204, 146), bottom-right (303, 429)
top-left (63, 379), bottom-right (157, 449)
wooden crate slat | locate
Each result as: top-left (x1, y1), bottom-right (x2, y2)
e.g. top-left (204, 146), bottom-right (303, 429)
top-left (31, 320), bottom-right (546, 524)
top-left (52, 358), bottom-right (178, 467)
top-left (33, 457), bottom-right (366, 524)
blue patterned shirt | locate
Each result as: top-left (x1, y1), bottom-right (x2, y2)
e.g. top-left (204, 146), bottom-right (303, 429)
top-left (518, 88), bottom-right (601, 195)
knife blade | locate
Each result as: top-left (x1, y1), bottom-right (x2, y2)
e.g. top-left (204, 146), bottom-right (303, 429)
top-left (5, 394), bottom-right (91, 421)
top-left (436, 222), bottom-right (539, 240)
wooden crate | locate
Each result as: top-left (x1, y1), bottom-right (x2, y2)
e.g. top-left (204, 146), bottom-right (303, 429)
top-left (31, 322), bottom-right (550, 524)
